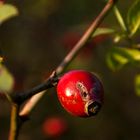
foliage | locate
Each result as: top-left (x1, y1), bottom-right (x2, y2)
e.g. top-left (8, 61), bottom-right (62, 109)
top-left (0, 3), bottom-right (18, 24)
top-left (127, 0), bottom-right (140, 36)
top-left (92, 27), bottom-right (114, 37)
top-left (105, 0), bottom-right (140, 96)
top-left (107, 47), bottom-right (140, 70)
top-left (135, 74), bottom-right (140, 96)
top-left (0, 64), bottom-right (14, 93)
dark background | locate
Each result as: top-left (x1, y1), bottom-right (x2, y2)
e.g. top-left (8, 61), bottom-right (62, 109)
top-left (1, 0), bottom-right (140, 139)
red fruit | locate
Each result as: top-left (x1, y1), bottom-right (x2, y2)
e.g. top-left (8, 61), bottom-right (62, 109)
top-left (61, 32), bottom-right (81, 49)
top-left (60, 31), bottom-right (108, 58)
top-left (61, 32), bottom-right (95, 57)
top-left (57, 70), bottom-right (104, 117)
top-left (42, 117), bottom-right (67, 137)
top-left (0, 0), bottom-right (4, 3)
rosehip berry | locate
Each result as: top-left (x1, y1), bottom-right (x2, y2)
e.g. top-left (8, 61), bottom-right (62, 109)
top-left (0, 0), bottom-right (4, 3)
top-left (57, 70), bottom-right (104, 117)
top-left (42, 117), bottom-right (67, 137)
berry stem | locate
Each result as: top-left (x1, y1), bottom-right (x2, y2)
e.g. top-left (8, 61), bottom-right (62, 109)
top-left (11, 74), bottom-right (59, 105)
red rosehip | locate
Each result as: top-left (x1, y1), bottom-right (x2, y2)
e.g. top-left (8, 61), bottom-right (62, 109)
top-left (42, 117), bottom-right (67, 137)
top-left (60, 31), bottom-right (95, 58)
top-left (57, 70), bottom-right (104, 117)
top-left (0, 0), bottom-right (4, 3)
top-left (60, 30), bottom-right (108, 59)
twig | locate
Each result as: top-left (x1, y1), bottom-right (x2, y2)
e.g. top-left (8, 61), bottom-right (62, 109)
top-left (19, 0), bottom-right (118, 116)
top-left (11, 72), bottom-right (59, 104)
top-left (8, 104), bottom-right (19, 140)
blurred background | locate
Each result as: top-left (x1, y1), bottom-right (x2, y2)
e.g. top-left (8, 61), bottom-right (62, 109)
top-left (0, 0), bottom-right (140, 139)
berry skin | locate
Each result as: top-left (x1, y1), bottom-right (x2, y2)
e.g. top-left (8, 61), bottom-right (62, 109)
top-left (57, 70), bottom-right (104, 117)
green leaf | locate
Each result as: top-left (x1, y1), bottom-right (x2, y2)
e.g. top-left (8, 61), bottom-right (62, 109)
top-left (113, 33), bottom-right (126, 43)
top-left (106, 47), bottom-right (140, 71)
top-left (0, 56), bottom-right (3, 62)
top-left (135, 74), bottom-right (140, 96)
top-left (0, 3), bottom-right (18, 24)
top-left (92, 27), bottom-right (114, 37)
top-left (0, 65), bottom-right (14, 93)
top-left (113, 6), bottom-right (128, 32)
top-left (127, 0), bottom-right (140, 36)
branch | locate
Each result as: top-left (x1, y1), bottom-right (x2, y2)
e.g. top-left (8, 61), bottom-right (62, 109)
top-left (18, 0), bottom-right (118, 116)
top-left (8, 104), bottom-right (19, 140)
top-left (11, 72), bottom-right (59, 104)
top-left (8, 103), bottom-right (28, 140)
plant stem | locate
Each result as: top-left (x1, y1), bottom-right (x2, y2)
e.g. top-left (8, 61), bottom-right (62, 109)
top-left (19, 0), bottom-right (118, 117)
top-left (12, 74), bottom-right (59, 104)
top-left (8, 104), bottom-right (19, 140)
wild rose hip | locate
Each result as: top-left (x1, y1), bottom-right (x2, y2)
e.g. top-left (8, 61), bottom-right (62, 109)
top-left (0, 0), bottom-right (4, 3)
top-left (57, 70), bottom-right (104, 117)
top-left (42, 117), bottom-right (67, 137)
